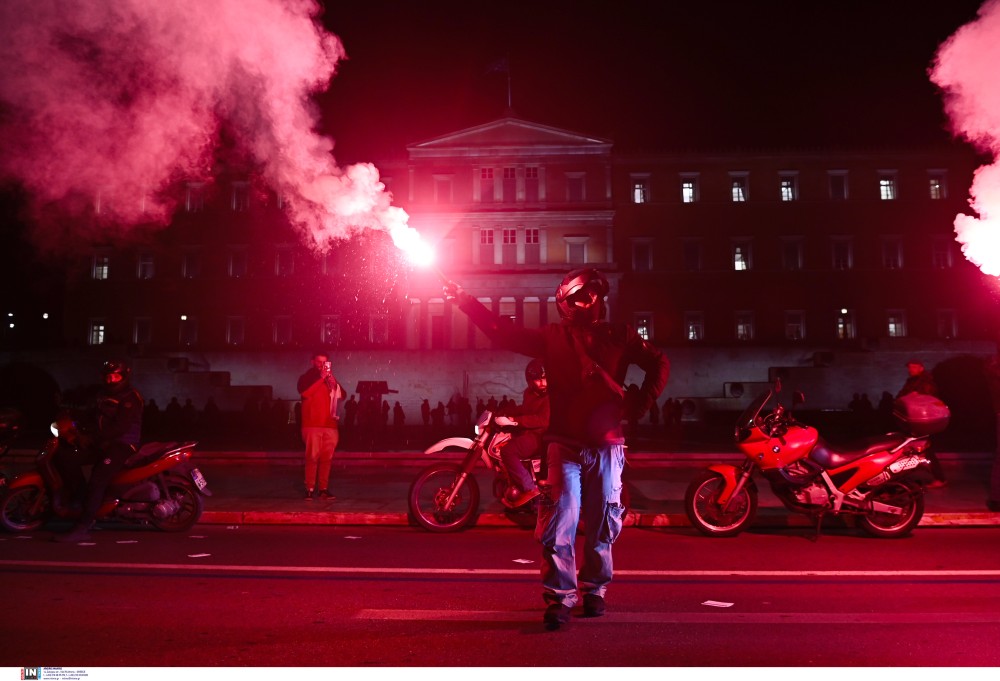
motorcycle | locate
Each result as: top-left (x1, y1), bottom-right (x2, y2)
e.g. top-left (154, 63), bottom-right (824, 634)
top-left (0, 408), bottom-right (21, 490)
top-left (684, 381), bottom-right (948, 538)
top-left (0, 415), bottom-right (211, 533)
top-left (408, 410), bottom-right (544, 532)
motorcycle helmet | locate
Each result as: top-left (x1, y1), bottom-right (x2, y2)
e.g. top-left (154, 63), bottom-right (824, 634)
top-left (525, 359), bottom-right (546, 383)
top-left (555, 268), bottom-right (608, 325)
top-left (101, 359), bottom-right (131, 390)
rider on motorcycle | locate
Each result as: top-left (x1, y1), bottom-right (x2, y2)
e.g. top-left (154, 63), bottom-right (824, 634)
top-left (495, 359), bottom-right (550, 509)
top-left (53, 360), bottom-right (145, 543)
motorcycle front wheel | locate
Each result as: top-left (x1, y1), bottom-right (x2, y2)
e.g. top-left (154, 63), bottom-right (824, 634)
top-left (857, 480), bottom-right (924, 538)
top-left (408, 463), bottom-right (480, 532)
top-left (684, 470), bottom-right (757, 537)
top-left (0, 485), bottom-right (50, 532)
top-left (149, 477), bottom-right (204, 532)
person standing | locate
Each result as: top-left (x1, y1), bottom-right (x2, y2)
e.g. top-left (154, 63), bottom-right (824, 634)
top-left (896, 359), bottom-right (947, 486)
top-left (297, 352), bottom-right (343, 501)
top-left (446, 268), bottom-right (669, 629)
top-left (54, 360), bottom-right (144, 543)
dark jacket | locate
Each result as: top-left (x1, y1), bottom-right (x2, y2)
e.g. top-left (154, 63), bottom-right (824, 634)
top-left (897, 370), bottom-right (937, 399)
top-left (96, 385), bottom-right (144, 447)
top-left (502, 386), bottom-right (550, 435)
top-left (459, 294), bottom-right (669, 447)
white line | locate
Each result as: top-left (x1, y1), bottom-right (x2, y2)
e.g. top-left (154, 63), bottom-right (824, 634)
top-left (2, 560), bottom-right (1000, 578)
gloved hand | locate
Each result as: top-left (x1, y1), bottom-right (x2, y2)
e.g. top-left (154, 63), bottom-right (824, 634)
top-left (494, 416), bottom-right (518, 428)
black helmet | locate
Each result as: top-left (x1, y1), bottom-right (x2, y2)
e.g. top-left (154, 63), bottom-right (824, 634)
top-left (555, 268), bottom-right (608, 325)
top-left (525, 358), bottom-right (546, 382)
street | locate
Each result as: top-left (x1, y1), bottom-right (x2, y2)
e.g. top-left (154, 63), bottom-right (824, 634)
top-left (2, 523), bottom-right (1000, 668)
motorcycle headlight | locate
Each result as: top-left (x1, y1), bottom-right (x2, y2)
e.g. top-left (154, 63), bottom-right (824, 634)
top-left (50, 421), bottom-right (60, 437)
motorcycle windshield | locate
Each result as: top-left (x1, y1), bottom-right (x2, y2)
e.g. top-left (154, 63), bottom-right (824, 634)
top-left (735, 390), bottom-right (771, 441)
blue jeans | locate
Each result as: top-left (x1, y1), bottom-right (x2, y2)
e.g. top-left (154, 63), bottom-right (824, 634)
top-left (535, 441), bottom-right (626, 608)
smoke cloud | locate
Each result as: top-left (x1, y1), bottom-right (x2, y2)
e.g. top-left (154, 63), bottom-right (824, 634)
top-left (930, 0), bottom-right (1000, 277)
top-left (0, 0), bottom-right (408, 253)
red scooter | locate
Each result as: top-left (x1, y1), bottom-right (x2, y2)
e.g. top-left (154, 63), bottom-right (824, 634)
top-left (0, 415), bottom-right (211, 533)
top-left (684, 381), bottom-right (948, 538)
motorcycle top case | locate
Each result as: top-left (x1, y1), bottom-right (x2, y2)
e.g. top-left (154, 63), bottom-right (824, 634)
top-left (893, 392), bottom-right (950, 436)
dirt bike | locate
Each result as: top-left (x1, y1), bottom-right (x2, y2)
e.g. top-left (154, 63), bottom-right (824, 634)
top-left (0, 415), bottom-right (211, 533)
top-left (684, 381), bottom-right (948, 538)
top-left (408, 410), bottom-right (544, 532)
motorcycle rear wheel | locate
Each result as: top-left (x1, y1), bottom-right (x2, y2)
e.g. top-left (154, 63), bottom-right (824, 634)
top-left (149, 477), bottom-right (204, 532)
top-left (857, 480), bottom-right (924, 538)
top-left (408, 462), bottom-right (480, 532)
top-left (0, 485), bottom-right (50, 532)
top-left (685, 470), bottom-right (757, 537)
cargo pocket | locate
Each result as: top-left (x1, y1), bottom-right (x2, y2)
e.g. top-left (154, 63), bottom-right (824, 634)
top-left (600, 501), bottom-right (625, 544)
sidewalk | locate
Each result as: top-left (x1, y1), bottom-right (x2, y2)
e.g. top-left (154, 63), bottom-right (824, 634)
top-left (191, 449), bottom-right (1000, 529)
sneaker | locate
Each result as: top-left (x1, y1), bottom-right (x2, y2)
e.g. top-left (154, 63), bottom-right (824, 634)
top-left (583, 594), bottom-right (606, 618)
top-left (52, 523), bottom-right (93, 543)
top-left (317, 490), bottom-right (334, 501)
top-left (502, 486), bottom-right (541, 509)
top-left (305, 489), bottom-right (315, 500)
top-left (543, 603), bottom-right (572, 630)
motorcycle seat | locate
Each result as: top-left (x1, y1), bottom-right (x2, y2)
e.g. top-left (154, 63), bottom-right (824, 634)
top-left (809, 433), bottom-right (909, 469)
top-left (125, 441), bottom-right (180, 468)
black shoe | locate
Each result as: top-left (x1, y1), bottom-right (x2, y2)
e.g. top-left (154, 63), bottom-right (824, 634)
top-left (543, 603), bottom-right (572, 630)
top-left (317, 490), bottom-right (334, 501)
top-left (305, 489), bottom-right (314, 501)
top-left (583, 594), bottom-right (606, 618)
top-left (502, 486), bottom-right (541, 509)
top-left (53, 523), bottom-right (93, 543)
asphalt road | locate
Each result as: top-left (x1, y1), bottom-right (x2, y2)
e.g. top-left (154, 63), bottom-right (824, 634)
top-left (2, 524), bottom-right (1000, 668)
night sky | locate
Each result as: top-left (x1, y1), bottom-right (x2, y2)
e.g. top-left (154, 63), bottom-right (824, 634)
top-left (317, 0), bottom-right (987, 162)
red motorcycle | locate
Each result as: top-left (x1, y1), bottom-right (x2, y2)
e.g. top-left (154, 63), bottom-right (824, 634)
top-left (0, 415), bottom-right (211, 533)
top-left (684, 381), bottom-right (948, 538)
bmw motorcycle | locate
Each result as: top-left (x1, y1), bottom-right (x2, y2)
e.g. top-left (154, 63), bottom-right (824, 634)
top-left (684, 381), bottom-right (947, 538)
top-left (408, 410), bottom-right (543, 532)
top-left (0, 415), bottom-right (211, 533)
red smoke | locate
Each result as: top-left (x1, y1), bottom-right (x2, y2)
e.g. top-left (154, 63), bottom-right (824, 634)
top-left (931, 0), bottom-right (1000, 277)
top-left (0, 0), bottom-right (409, 252)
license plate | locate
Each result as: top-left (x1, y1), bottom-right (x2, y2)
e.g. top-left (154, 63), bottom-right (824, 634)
top-left (190, 468), bottom-right (208, 490)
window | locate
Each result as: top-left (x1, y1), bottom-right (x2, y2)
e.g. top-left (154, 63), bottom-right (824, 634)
top-left (499, 298), bottom-right (517, 325)
top-left (231, 181), bottom-right (250, 212)
top-left (321, 315), bottom-right (341, 346)
top-left (632, 239), bottom-right (653, 272)
top-left (228, 248), bottom-right (247, 278)
top-left (932, 236), bottom-right (954, 269)
top-left (136, 253), bottom-right (155, 280)
top-left (566, 173), bottom-right (586, 202)
top-left (502, 167), bottom-right (517, 203)
top-left (369, 315), bottom-right (389, 345)
top-left (133, 317), bottom-right (152, 345)
top-left (433, 175), bottom-right (453, 204)
top-left (729, 172), bottom-right (748, 202)
top-left (879, 171), bottom-right (898, 200)
top-left (684, 312), bottom-right (704, 341)
top-left (631, 174), bottom-right (651, 204)
top-left (92, 254), bottom-right (110, 280)
top-left (937, 309), bottom-right (957, 339)
top-left (88, 319), bottom-right (106, 345)
top-left (735, 311), bottom-right (755, 341)
top-left (181, 251), bottom-right (201, 279)
top-left (502, 228), bottom-right (518, 265)
top-left (275, 247), bottom-right (294, 277)
top-left (887, 309), bottom-right (907, 338)
top-left (928, 170), bottom-right (947, 200)
top-left (524, 228), bottom-right (541, 264)
top-left (185, 182), bottom-right (205, 212)
top-left (479, 228), bottom-right (495, 265)
top-left (179, 315), bottom-right (198, 346)
top-left (836, 308), bottom-right (857, 340)
top-left (779, 172), bottom-right (798, 202)
top-left (785, 311), bottom-right (805, 340)
top-left (733, 239), bottom-right (752, 271)
top-left (273, 316), bottom-right (292, 345)
top-left (634, 313), bottom-right (653, 341)
top-left (525, 166), bottom-right (540, 202)
top-left (828, 170), bottom-right (849, 200)
top-left (480, 167), bottom-right (494, 203)
top-left (882, 237), bottom-right (903, 269)
top-left (680, 174), bottom-right (699, 203)
top-left (832, 237), bottom-right (854, 270)
top-left (782, 238), bottom-right (804, 270)
top-left (565, 235), bottom-right (589, 264)
top-left (226, 317), bottom-right (245, 346)
top-left (682, 239), bottom-right (702, 271)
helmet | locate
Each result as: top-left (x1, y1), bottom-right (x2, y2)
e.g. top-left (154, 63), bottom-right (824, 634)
top-left (525, 359), bottom-right (546, 383)
top-left (101, 360), bottom-right (131, 390)
top-left (555, 268), bottom-right (608, 325)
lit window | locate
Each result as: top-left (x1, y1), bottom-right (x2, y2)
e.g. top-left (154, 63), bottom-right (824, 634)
top-left (836, 308), bottom-right (857, 340)
top-left (684, 312), bottom-right (704, 341)
top-left (680, 174), bottom-right (699, 203)
top-left (887, 310), bottom-right (907, 338)
top-left (634, 314), bottom-right (653, 341)
top-left (779, 172), bottom-right (798, 201)
top-left (88, 320), bottom-right (106, 345)
top-left (735, 311), bottom-right (754, 341)
top-left (733, 240), bottom-right (752, 271)
top-left (928, 170), bottom-right (947, 200)
top-left (730, 173), bottom-right (748, 202)
top-left (631, 174), bottom-right (651, 204)
top-left (879, 171), bottom-right (898, 200)
top-left (92, 254), bottom-right (110, 280)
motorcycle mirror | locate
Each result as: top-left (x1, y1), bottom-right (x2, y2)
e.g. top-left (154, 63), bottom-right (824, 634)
top-left (793, 391), bottom-right (805, 406)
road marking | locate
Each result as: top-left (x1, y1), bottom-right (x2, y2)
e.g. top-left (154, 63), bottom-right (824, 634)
top-left (2, 560), bottom-right (1000, 578)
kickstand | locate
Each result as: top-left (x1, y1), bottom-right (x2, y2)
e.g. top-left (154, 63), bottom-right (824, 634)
top-left (810, 512), bottom-right (824, 542)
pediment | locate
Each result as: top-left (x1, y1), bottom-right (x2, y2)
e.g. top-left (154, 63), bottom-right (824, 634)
top-left (408, 116), bottom-right (612, 157)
